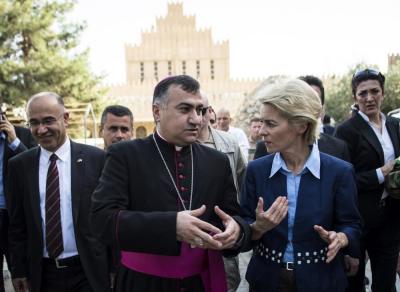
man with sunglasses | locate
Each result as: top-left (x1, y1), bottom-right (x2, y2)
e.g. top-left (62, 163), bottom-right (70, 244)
top-left (198, 93), bottom-right (247, 292)
top-left (198, 97), bottom-right (246, 198)
top-left (335, 69), bottom-right (400, 292)
top-left (209, 109), bottom-right (218, 129)
top-left (0, 112), bottom-right (36, 292)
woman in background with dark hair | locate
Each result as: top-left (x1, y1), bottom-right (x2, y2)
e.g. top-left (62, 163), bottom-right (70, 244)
top-left (336, 69), bottom-right (400, 292)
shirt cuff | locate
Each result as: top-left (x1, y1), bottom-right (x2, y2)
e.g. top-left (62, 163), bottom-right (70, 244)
top-left (376, 168), bottom-right (384, 184)
top-left (8, 137), bottom-right (20, 151)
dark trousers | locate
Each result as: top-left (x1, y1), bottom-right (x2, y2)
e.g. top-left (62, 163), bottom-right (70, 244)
top-left (277, 269), bottom-right (296, 292)
top-left (347, 222), bottom-right (400, 292)
top-left (250, 269), bottom-right (296, 292)
top-left (0, 209), bottom-right (10, 292)
top-left (41, 258), bottom-right (93, 292)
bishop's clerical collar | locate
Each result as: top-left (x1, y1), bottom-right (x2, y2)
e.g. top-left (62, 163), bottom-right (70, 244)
top-left (155, 130), bottom-right (187, 151)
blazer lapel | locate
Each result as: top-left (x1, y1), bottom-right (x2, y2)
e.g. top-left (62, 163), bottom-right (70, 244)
top-left (386, 118), bottom-right (400, 157)
top-left (31, 147), bottom-right (42, 235)
top-left (353, 113), bottom-right (384, 163)
top-left (70, 141), bottom-right (84, 226)
top-left (267, 172), bottom-right (289, 235)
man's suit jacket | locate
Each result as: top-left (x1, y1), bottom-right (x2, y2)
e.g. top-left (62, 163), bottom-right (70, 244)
top-left (335, 113), bottom-right (400, 229)
top-left (2, 126), bottom-right (36, 192)
top-left (253, 133), bottom-right (351, 162)
top-left (323, 124), bottom-right (335, 136)
top-left (6, 141), bottom-right (109, 292)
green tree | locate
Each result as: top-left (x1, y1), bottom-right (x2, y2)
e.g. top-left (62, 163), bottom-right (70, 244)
top-left (384, 63), bottom-right (400, 115)
top-left (324, 73), bottom-right (353, 124)
top-left (325, 63), bottom-right (400, 123)
top-left (0, 0), bottom-right (103, 106)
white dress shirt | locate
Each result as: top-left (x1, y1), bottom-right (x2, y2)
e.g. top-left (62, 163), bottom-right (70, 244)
top-left (39, 138), bottom-right (78, 258)
top-left (358, 111), bottom-right (395, 199)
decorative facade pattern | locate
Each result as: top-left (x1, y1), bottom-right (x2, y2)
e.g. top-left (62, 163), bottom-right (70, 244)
top-left (106, 3), bottom-right (261, 136)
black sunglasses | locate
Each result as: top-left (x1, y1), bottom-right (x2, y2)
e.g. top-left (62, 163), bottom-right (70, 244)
top-left (352, 69), bottom-right (383, 81)
top-left (201, 106), bottom-right (209, 116)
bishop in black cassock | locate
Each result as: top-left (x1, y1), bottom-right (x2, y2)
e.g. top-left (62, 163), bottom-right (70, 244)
top-left (91, 75), bottom-right (250, 292)
top-left (91, 133), bottom-right (249, 291)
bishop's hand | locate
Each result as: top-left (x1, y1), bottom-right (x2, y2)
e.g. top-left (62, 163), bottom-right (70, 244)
top-left (176, 205), bottom-right (223, 249)
top-left (212, 206), bottom-right (241, 250)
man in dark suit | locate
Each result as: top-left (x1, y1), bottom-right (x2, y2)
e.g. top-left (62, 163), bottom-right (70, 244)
top-left (6, 92), bottom-right (110, 292)
top-left (323, 115), bottom-right (335, 136)
top-left (335, 69), bottom-right (400, 292)
top-left (0, 116), bottom-right (36, 292)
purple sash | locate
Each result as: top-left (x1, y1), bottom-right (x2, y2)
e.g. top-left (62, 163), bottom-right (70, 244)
top-left (121, 243), bottom-right (227, 292)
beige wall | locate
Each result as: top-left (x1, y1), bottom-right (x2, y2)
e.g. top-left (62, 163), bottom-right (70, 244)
top-left (107, 3), bottom-right (261, 122)
top-left (125, 3), bottom-right (229, 83)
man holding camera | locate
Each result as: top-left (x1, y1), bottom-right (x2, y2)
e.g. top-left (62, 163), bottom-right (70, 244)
top-left (0, 113), bottom-right (36, 292)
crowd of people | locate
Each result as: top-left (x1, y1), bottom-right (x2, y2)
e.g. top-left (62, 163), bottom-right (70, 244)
top-left (0, 69), bottom-right (398, 292)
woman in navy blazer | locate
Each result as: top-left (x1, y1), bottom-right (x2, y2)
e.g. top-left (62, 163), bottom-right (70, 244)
top-left (241, 79), bottom-right (361, 292)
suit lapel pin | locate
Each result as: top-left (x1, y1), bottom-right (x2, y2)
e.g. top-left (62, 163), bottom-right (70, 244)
top-left (77, 158), bottom-right (83, 163)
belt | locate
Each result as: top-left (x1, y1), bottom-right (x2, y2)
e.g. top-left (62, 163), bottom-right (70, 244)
top-left (280, 262), bottom-right (294, 271)
top-left (254, 242), bottom-right (328, 266)
top-left (42, 255), bottom-right (80, 269)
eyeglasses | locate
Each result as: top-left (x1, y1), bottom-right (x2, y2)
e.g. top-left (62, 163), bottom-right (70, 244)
top-left (352, 69), bottom-right (384, 82)
top-left (27, 114), bottom-right (64, 128)
top-left (201, 106), bottom-right (210, 116)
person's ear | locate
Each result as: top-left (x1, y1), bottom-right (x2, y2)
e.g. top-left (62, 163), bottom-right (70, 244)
top-left (63, 111), bottom-right (70, 127)
top-left (153, 103), bottom-right (161, 123)
top-left (296, 122), bottom-right (308, 135)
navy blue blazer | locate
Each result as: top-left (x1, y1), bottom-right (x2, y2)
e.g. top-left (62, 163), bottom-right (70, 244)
top-left (241, 152), bottom-right (361, 292)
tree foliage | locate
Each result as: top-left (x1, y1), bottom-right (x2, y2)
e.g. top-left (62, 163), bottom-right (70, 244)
top-left (0, 0), bottom-right (103, 106)
top-left (325, 63), bottom-right (400, 124)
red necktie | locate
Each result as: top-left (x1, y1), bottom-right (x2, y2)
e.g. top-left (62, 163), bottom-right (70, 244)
top-left (45, 153), bottom-right (64, 258)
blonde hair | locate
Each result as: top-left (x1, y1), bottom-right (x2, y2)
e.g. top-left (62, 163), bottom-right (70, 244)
top-left (260, 79), bottom-right (322, 144)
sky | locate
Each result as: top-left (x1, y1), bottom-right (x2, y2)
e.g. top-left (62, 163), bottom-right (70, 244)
top-left (70, 0), bottom-right (400, 84)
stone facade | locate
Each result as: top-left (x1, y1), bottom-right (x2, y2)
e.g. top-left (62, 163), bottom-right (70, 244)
top-left (106, 3), bottom-right (261, 137)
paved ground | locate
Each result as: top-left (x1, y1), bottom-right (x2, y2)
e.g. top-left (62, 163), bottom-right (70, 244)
top-left (3, 256), bottom-right (400, 291)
